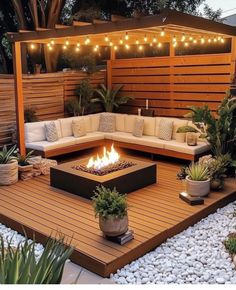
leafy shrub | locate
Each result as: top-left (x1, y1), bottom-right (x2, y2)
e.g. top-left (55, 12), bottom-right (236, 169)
top-left (0, 145), bottom-right (17, 164)
top-left (186, 162), bottom-right (209, 181)
top-left (176, 125), bottom-right (198, 133)
top-left (225, 233), bottom-right (236, 255)
top-left (92, 186), bottom-right (128, 219)
top-left (65, 98), bottom-right (81, 116)
top-left (0, 234), bottom-right (73, 284)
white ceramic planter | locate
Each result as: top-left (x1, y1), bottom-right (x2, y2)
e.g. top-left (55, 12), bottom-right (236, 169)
top-left (186, 175), bottom-right (210, 197)
top-left (99, 215), bottom-right (128, 237)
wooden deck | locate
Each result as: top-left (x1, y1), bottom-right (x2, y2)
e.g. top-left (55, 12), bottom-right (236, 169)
top-left (0, 155), bottom-right (235, 277)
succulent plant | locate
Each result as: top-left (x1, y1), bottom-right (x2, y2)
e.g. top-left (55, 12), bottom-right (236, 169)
top-left (17, 150), bottom-right (34, 166)
top-left (186, 162), bottom-right (209, 181)
top-left (0, 145), bottom-right (17, 164)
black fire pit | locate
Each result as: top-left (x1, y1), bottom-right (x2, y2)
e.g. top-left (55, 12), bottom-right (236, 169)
top-left (50, 157), bottom-right (157, 199)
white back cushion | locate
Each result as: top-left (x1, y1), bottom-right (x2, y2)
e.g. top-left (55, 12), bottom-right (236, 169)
top-left (124, 115), bottom-right (137, 133)
top-left (25, 121), bottom-right (46, 143)
top-left (90, 113), bottom-right (101, 132)
top-left (142, 116), bottom-right (156, 136)
top-left (54, 120), bottom-right (62, 139)
top-left (59, 117), bottom-right (76, 137)
top-left (116, 114), bottom-right (126, 131)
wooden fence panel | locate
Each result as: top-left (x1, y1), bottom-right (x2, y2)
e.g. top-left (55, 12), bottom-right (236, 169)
top-left (110, 53), bottom-right (232, 117)
top-left (0, 71), bottom-right (106, 146)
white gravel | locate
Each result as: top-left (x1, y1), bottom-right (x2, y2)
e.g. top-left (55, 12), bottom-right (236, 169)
top-left (0, 223), bottom-right (44, 258)
top-left (111, 201), bottom-right (236, 284)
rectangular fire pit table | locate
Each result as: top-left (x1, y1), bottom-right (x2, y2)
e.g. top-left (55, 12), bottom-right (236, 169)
top-left (50, 157), bottom-right (157, 199)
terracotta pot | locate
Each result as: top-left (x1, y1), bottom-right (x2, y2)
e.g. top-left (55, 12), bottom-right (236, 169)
top-left (18, 164), bottom-right (33, 181)
top-left (99, 215), bottom-right (128, 237)
top-left (210, 178), bottom-right (224, 191)
top-left (186, 176), bottom-right (210, 197)
top-left (0, 160), bottom-right (18, 186)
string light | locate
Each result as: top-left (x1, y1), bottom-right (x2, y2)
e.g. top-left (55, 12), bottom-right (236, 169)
top-left (173, 42), bottom-right (178, 48)
top-left (84, 36), bottom-right (90, 45)
top-left (125, 32), bottom-right (129, 40)
top-left (94, 46), bottom-right (98, 52)
top-left (201, 36), bottom-right (205, 44)
top-left (105, 35), bottom-right (109, 42)
top-left (47, 43), bottom-right (50, 47)
top-left (184, 42), bottom-right (189, 47)
top-left (181, 34), bottom-right (186, 42)
top-left (221, 38), bottom-right (225, 43)
top-left (160, 28), bottom-right (165, 37)
top-left (75, 47), bottom-right (80, 52)
top-left (50, 39), bottom-right (55, 45)
top-left (30, 43), bottom-right (35, 50)
top-left (114, 46), bottom-right (118, 51)
top-left (189, 36), bottom-right (193, 41)
top-left (157, 42), bottom-right (162, 48)
top-left (213, 37), bottom-right (217, 43)
top-left (48, 46), bottom-right (53, 51)
top-left (193, 39), bottom-right (197, 44)
top-left (63, 45), bottom-right (67, 50)
top-left (76, 42), bottom-right (80, 47)
top-left (149, 43), bottom-right (153, 47)
top-left (172, 35), bottom-right (177, 42)
top-left (65, 40), bottom-right (69, 46)
top-left (144, 35), bottom-right (148, 42)
top-left (217, 36), bottom-right (221, 41)
top-left (153, 36), bottom-right (157, 43)
top-left (135, 39), bottom-right (139, 45)
top-left (109, 42), bottom-right (114, 47)
top-left (208, 38), bottom-right (212, 43)
top-left (138, 45), bottom-right (143, 51)
top-left (119, 38), bottom-right (124, 45)
top-left (125, 44), bottom-right (130, 50)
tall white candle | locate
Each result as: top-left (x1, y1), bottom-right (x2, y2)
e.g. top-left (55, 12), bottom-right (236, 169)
top-left (146, 99), bottom-right (149, 109)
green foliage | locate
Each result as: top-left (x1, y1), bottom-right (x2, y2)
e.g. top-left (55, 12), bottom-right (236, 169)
top-left (17, 150), bottom-right (34, 166)
top-left (75, 79), bottom-right (94, 115)
top-left (92, 186), bottom-right (128, 219)
top-left (92, 84), bottom-right (133, 112)
top-left (24, 107), bottom-right (38, 123)
top-left (187, 94), bottom-right (236, 161)
top-left (0, 234), bottom-right (73, 284)
top-left (65, 98), bottom-right (81, 117)
top-left (225, 234), bottom-right (236, 255)
top-left (176, 125), bottom-right (198, 133)
top-left (186, 162), bottom-right (209, 181)
top-left (0, 145), bottom-right (17, 164)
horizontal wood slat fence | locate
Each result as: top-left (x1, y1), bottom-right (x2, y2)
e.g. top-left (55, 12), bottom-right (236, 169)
top-left (0, 71), bottom-right (105, 146)
top-left (110, 53), bottom-right (233, 117)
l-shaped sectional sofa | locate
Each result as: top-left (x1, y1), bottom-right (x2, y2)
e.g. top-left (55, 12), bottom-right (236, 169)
top-left (25, 113), bottom-right (211, 161)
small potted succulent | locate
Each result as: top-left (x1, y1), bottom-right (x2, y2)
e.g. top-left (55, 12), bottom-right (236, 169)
top-left (17, 150), bottom-right (34, 181)
top-left (92, 185), bottom-right (128, 237)
top-left (0, 145), bottom-right (18, 186)
top-left (185, 162), bottom-right (210, 197)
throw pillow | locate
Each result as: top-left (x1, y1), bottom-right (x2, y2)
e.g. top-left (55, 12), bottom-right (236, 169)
top-left (45, 121), bottom-right (59, 142)
top-left (72, 119), bottom-right (86, 137)
top-left (99, 113), bottom-right (116, 132)
top-left (132, 118), bottom-right (144, 137)
top-left (158, 119), bottom-right (173, 141)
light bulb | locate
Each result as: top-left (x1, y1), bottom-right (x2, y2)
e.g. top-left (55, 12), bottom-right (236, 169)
top-left (30, 43), bottom-right (35, 49)
top-left (77, 43), bottom-right (80, 47)
top-left (181, 34), bottom-right (186, 42)
top-left (201, 37), bottom-right (205, 44)
top-left (65, 40), bottom-right (69, 46)
top-left (50, 40), bottom-right (55, 45)
top-left (114, 46), bottom-right (118, 51)
top-left (86, 37), bottom-right (90, 44)
top-left (184, 42), bottom-right (189, 47)
top-left (75, 47), bottom-right (80, 52)
top-left (157, 42), bottom-right (162, 48)
top-left (105, 35), bottom-right (109, 42)
top-left (173, 42), bottom-right (177, 47)
top-left (193, 39), bottom-right (197, 44)
top-left (125, 44), bottom-right (130, 50)
top-left (138, 45), bottom-right (143, 51)
top-left (189, 36), bottom-right (193, 41)
top-left (125, 32), bottom-right (129, 40)
top-left (213, 37), bottom-right (217, 43)
top-left (48, 46), bottom-right (53, 51)
top-left (94, 47), bottom-right (98, 52)
top-left (150, 43), bottom-right (153, 47)
top-left (63, 45), bottom-right (67, 50)
top-left (153, 36), bottom-right (157, 43)
top-left (47, 43), bottom-right (50, 47)
top-left (160, 28), bottom-right (165, 37)
top-left (208, 38), bottom-right (212, 43)
top-left (173, 36), bottom-right (177, 42)
top-left (109, 42), bottom-right (113, 47)
top-left (119, 38), bottom-right (123, 45)
top-left (221, 38), bottom-right (225, 43)
top-left (144, 35), bottom-right (148, 42)
top-left (217, 36), bottom-right (221, 41)
top-left (135, 39), bottom-right (139, 45)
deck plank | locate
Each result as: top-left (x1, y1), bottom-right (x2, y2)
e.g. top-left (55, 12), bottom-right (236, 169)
top-left (0, 158), bottom-right (235, 277)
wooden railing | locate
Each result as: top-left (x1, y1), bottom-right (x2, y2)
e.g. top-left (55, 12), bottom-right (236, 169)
top-left (109, 53), bottom-right (233, 117)
top-left (0, 71), bottom-right (106, 146)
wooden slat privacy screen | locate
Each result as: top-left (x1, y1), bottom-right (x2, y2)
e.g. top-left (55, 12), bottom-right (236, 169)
top-left (110, 53), bottom-right (232, 117)
top-left (0, 71), bottom-right (105, 146)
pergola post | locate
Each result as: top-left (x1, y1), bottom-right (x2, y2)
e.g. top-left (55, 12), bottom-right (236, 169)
top-left (169, 43), bottom-right (175, 115)
top-left (230, 37), bottom-right (236, 78)
top-left (107, 47), bottom-right (116, 89)
top-left (12, 42), bottom-right (25, 156)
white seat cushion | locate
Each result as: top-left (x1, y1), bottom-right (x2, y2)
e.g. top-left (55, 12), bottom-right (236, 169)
top-left (26, 137), bottom-right (76, 152)
top-left (165, 140), bottom-right (211, 155)
top-left (74, 132), bottom-right (105, 144)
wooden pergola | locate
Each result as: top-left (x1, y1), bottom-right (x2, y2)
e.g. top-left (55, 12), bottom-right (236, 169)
top-left (8, 9), bottom-right (236, 155)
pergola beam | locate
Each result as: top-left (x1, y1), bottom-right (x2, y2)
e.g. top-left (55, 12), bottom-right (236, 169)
top-left (8, 9), bottom-right (236, 44)
top-left (12, 42), bottom-right (25, 156)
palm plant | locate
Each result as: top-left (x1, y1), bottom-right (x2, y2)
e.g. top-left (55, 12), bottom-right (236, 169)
top-left (0, 234), bottom-right (73, 284)
top-left (0, 145), bottom-right (17, 164)
top-left (92, 84), bottom-right (133, 112)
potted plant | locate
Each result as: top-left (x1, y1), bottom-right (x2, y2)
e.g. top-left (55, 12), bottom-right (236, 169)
top-left (199, 153), bottom-right (232, 190)
top-left (185, 162), bottom-right (210, 197)
top-left (91, 84), bottom-right (133, 112)
top-left (17, 150), bottom-right (34, 181)
top-left (177, 125), bottom-right (199, 145)
top-left (92, 186), bottom-right (128, 237)
top-left (0, 145), bottom-right (18, 186)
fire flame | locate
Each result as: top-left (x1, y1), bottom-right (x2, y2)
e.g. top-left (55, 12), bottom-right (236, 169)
top-left (87, 144), bottom-right (120, 170)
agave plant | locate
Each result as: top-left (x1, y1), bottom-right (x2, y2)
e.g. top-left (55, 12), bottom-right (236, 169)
top-left (17, 150), bottom-right (34, 166)
top-left (186, 162), bottom-right (209, 181)
top-left (0, 234), bottom-right (73, 284)
top-left (91, 84), bottom-right (133, 112)
top-left (0, 145), bottom-right (17, 164)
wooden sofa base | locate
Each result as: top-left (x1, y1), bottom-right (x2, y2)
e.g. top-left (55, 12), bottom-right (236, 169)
top-left (30, 139), bottom-right (204, 161)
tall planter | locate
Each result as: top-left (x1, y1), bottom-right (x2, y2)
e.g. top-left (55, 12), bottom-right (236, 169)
top-left (186, 176), bottom-right (210, 197)
top-left (0, 160), bottom-right (18, 185)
